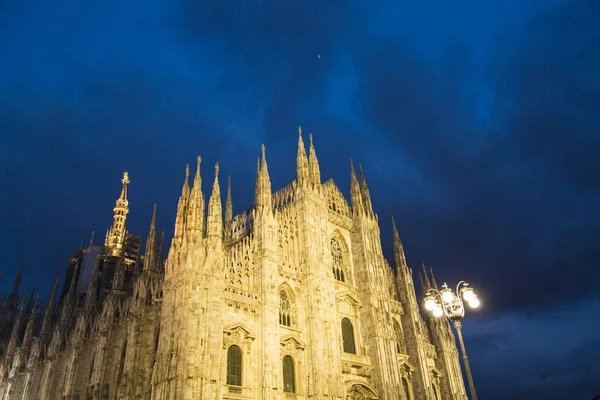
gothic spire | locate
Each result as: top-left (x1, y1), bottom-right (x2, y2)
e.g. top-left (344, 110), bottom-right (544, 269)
top-left (421, 263), bottom-right (432, 291)
top-left (206, 163), bottom-right (223, 238)
top-left (296, 126), bottom-right (310, 186)
top-left (26, 285), bottom-right (36, 314)
top-left (118, 170), bottom-right (130, 202)
top-left (157, 229), bottom-right (165, 268)
top-left (186, 156), bottom-right (205, 243)
top-left (419, 271), bottom-right (427, 295)
top-left (349, 159), bottom-right (364, 212)
top-left (358, 164), bottom-right (374, 213)
top-left (85, 258), bottom-right (101, 313)
top-left (173, 164), bottom-right (191, 243)
top-left (5, 296), bottom-right (26, 358)
top-left (22, 293), bottom-right (39, 347)
top-left (308, 133), bottom-right (321, 185)
top-left (143, 203), bottom-right (157, 272)
top-left (392, 215), bottom-right (408, 269)
top-left (225, 176), bottom-right (233, 234)
top-left (10, 256), bottom-right (24, 300)
top-left (40, 270), bottom-right (59, 339)
top-left (107, 171), bottom-right (131, 256)
top-left (255, 144), bottom-right (272, 210)
top-left (429, 267), bottom-right (440, 291)
top-left (60, 261), bottom-right (80, 325)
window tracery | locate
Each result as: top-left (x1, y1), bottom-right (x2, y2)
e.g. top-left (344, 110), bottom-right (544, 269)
top-left (279, 290), bottom-right (291, 327)
top-left (331, 237), bottom-right (346, 282)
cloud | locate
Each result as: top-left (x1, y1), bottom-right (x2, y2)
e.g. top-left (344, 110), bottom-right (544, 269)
top-left (352, 1), bottom-right (600, 314)
top-left (0, 0), bottom-right (599, 398)
top-left (174, 0), bottom-right (375, 144)
top-left (464, 298), bottom-right (600, 399)
top-left (0, 70), bottom-right (241, 291)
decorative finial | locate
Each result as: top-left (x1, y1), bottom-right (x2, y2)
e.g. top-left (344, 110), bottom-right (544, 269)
top-left (122, 171), bottom-right (130, 185)
top-left (197, 155), bottom-right (202, 166)
top-left (358, 164), bottom-right (363, 174)
top-left (309, 133), bottom-right (313, 145)
top-left (185, 164), bottom-right (190, 178)
top-left (153, 203), bottom-right (157, 212)
top-left (261, 144), bottom-right (266, 158)
top-left (214, 162), bottom-right (219, 177)
top-left (298, 126), bottom-right (302, 137)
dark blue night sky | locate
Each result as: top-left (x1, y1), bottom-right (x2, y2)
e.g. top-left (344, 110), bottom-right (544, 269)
top-left (1, 0), bottom-right (599, 398)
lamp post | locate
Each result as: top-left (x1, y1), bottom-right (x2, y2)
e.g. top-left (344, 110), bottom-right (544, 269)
top-left (423, 281), bottom-right (479, 400)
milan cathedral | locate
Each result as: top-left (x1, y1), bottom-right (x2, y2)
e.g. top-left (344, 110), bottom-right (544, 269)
top-left (0, 129), bottom-right (468, 399)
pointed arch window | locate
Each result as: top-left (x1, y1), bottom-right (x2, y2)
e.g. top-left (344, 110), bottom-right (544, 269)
top-left (279, 290), bottom-right (291, 327)
top-left (282, 355), bottom-right (295, 393)
top-left (402, 377), bottom-right (412, 400)
top-left (227, 345), bottom-right (242, 386)
top-left (341, 317), bottom-right (356, 354)
top-left (331, 237), bottom-right (346, 282)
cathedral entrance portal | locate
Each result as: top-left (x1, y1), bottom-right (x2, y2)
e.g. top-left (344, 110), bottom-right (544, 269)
top-left (346, 383), bottom-right (378, 400)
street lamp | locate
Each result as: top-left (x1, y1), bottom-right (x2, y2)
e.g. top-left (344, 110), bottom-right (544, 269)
top-left (423, 281), bottom-right (479, 400)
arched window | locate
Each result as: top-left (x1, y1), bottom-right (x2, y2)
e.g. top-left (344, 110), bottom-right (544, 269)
top-left (279, 290), bottom-right (291, 327)
top-left (282, 355), bottom-right (295, 393)
top-left (402, 377), bottom-right (412, 400)
top-left (341, 317), bottom-right (356, 354)
top-left (331, 237), bottom-right (346, 282)
top-left (227, 345), bottom-right (242, 386)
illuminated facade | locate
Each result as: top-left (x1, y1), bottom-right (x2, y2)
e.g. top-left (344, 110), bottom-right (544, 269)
top-left (0, 129), bottom-right (467, 399)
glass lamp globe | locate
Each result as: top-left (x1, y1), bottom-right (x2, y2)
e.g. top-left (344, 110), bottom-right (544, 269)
top-left (462, 286), bottom-right (475, 302)
top-left (441, 288), bottom-right (455, 303)
top-left (432, 306), bottom-right (444, 318)
top-left (424, 296), bottom-right (437, 311)
top-left (468, 296), bottom-right (480, 308)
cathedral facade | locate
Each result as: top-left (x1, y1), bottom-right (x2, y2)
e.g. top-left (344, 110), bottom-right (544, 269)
top-left (0, 129), bottom-right (468, 399)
